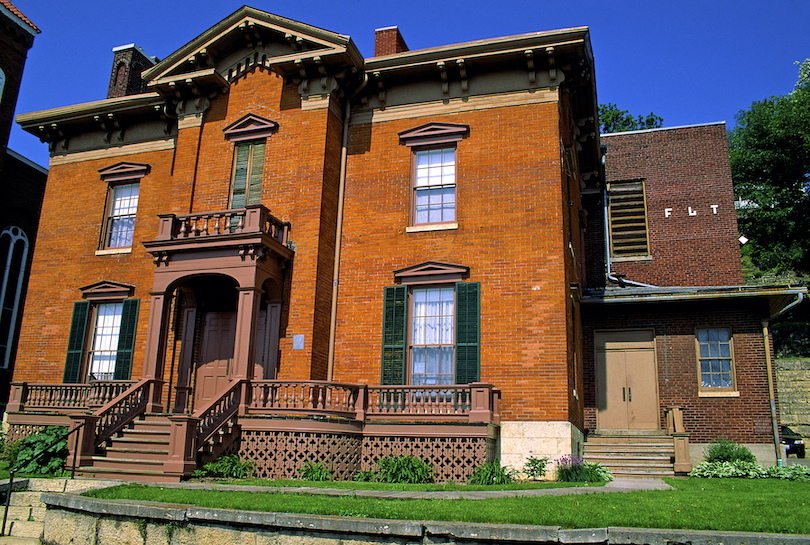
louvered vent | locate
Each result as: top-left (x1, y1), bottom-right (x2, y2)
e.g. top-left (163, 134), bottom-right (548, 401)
top-left (608, 181), bottom-right (649, 257)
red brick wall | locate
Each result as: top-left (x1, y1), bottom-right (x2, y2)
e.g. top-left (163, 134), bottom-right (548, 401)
top-left (0, 14), bottom-right (35, 173)
top-left (333, 102), bottom-right (579, 422)
top-left (601, 124), bottom-right (743, 287)
top-left (582, 298), bottom-right (777, 443)
top-left (374, 27), bottom-right (408, 57)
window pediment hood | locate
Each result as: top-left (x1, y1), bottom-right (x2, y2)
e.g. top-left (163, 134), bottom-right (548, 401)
top-left (98, 162), bottom-right (150, 182)
top-left (142, 6), bottom-right (363, 87)
top-left (80, 280), bottom-right (135, 300)
top-left (398, 123), bottom-right (469, 147)
top-left (394, 261), bottom-right (470, 284)
top-left (223, 113), bottom-right (279, 142)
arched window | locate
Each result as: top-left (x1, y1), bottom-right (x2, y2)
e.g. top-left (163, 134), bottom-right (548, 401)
top-left (0, 227), bottom-right (29, 369)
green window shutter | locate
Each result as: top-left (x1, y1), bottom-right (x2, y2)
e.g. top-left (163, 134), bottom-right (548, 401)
top-left (113, 299), bottom-right (139, 380)
top-left (455, 282), bottom-right (480, 384)
top-left (230, 143), bottom-right (251, 209)
top-left (64, 301), bottom-right (90, 383)
top-left (247, 142), bottom-right (265, 206)
top-left (381, 285), bottom-right (406, 385)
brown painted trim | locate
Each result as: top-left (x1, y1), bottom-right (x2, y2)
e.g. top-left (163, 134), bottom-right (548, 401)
top-left (398, 122), bottom-right (469, 147)
top-left (98, 161), bottom-right (150, 182)
top-left (80, 280), bottom-right (135, 300)
top-left (222, 113), bottom-right (279, 142)
top-left (394, 261), bottom-right (469, 284)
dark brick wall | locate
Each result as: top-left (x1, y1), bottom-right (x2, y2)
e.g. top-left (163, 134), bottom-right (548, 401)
top-left (582, 298), bottom-right (777, 443)
top-left (107, 46), bottom-right (154, 98)
top-left (0, 12), bottom-right (35, 173)
top-left (599, 124), bottom-right (743, 287)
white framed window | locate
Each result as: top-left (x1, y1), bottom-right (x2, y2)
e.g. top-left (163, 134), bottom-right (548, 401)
top-left (413, 148), bottom-right (456, 225)
top-left (87, 302), bottom-right (124, 380)
top-left (696, 328), bottom-right (736, 391)
top-left (410, 286), bottom-right (455, 385)
top-left (104, 183), bottom-right (139, 248)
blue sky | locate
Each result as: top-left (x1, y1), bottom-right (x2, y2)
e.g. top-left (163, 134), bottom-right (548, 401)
top-left (8, 0), bottom-right (810, 168)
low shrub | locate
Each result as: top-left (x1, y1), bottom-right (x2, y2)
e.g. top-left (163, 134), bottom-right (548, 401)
top-left (523, 456), bottom-right (549, 480)
top-left (298, 460), bottom-right (333, 481)
top-left (689, 460), bottom-right (810, 481)
top-left (377, 455), bottom-right (434, 484)
top-left (467, 459), bottom-right (516, 485)
top-left (704, 439), bottom-right (757, 463)
top-left (555, 455), bottom-right (612, 483)
top-left (352, 469), bottom-right (379, 482)
top-left (192, 454), bottom-right (255, 479)
top-left (9, 426), bottom-right (68, 476)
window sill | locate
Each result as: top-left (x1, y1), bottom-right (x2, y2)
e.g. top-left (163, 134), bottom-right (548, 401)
top-left (95, 247), bottom-right (132, 256)
top-left (611, 254), bottom-right (652, 262)
top-left (406, 223), bottom-right (458, 233)
top-left (698, 390), bottom-right (740, 398)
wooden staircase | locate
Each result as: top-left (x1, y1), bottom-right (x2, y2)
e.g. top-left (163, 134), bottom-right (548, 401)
top-left (583, 433), bottom-right (676, 478)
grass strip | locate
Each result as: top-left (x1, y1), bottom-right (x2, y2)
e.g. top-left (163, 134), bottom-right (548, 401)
top-left (84, 478), bottom-right (810, 535)
top-left (215, 478), bottom-right (582, 491)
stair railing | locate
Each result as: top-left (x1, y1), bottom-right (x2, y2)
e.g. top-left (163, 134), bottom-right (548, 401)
top-left (1, 421), bottom-right (86, 536)
top-left (164, 379), bottom-right (247, 478)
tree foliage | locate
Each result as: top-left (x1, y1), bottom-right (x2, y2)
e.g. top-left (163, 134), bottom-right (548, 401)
top-left (729, 59), bottom-right (810, 275)
top-left (598, 103), bottom-right (663, 134)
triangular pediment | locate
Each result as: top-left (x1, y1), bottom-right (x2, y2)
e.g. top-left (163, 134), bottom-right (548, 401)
top-left (223, 113), bottom-right (279, 142)
top-left (80, 281), bottom-right (136, 300)
top-left (98, 162), bottom-right (150, 182)
top-left (394, 261), bottom-right (469, 284)
top-left (143, 6), bottom-right (361, 85)
top-left (398, 123), bottom-right (470, 147)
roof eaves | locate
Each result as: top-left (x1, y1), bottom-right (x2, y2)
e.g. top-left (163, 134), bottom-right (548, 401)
top-left (16, 93), bottom-right (164, 127)
top-left (0, 0), bottom-right (39, 35)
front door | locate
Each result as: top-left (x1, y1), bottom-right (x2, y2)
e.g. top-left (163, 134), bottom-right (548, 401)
top-left (194, 312), bottom-right (237, 408)
top-left (595, 330), bottom-right (660, 430)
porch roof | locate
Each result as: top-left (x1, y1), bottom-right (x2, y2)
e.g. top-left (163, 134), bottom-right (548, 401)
top-left (582, 284), bottom-right (806, 317)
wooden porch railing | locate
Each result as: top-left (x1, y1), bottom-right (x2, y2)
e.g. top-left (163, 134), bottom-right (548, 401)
top-left (6, 381), bottom-right (136, 412)
top-left (154, 204), bottom-right (290, 246)
top-left (248, 380), bottom-right (360, 418)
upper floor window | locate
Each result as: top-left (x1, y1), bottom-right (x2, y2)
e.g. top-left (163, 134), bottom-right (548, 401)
top-left (413, 148), bottom-right (456, 225)
top-left (97, 162), bottom-right (150, 251)
top-left (105, 183), bottom-right (139, 248)
top-left (399, 123), bottom-right (469, 228)
top-left (696, 328), bottom-right (736, 392)
top-left (222, 113), bottom-right (279, 210)
top-left (230, 141), bottom-right (265, 209)
top-left (608, 180), bottom-right (649, 258)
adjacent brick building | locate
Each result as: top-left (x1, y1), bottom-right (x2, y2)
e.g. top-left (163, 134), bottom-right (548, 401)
top-left (6, 7), bottom-right (803, 481)
top-left (0, 1), bottom-right (46, 411)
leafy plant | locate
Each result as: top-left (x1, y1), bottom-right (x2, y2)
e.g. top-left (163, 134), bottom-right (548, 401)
top-left (192, 454), bottom-right (255, 479)
top-left (467, 459), bottom-right (516, 485)
top-left (376, 455), bottom-right (434, 484)
top-left (555, 455), bottom-right (612, 483)
top-left (298, 460), bottom-right (333, 481)
top-left (523, 456), bottom-right (549, 480)
top-left (704, 439), bottom-right (757, 464)
top-left (689, 460), bottom-right (810, 482)
top-left (9, 426), bottom-right (68, 476)
top-left (352, 469), bottom-right (379, 482)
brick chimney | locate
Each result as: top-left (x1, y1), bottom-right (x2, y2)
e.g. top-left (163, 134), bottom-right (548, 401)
top-left (107, 44), bottom-right (158, 98)
top-left (374, 26), bottom-right (409, 57)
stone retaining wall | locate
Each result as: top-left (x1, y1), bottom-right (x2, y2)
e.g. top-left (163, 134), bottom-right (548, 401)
top-left (40, 493), bottom-right (810, 545)
top-left (776, 359), bottom-right (810, 435)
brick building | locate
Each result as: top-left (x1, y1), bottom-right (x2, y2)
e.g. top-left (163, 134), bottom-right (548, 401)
top-left (0, 1), bottom-right (46, 411)
top-left (6, 7), bottom-right (803, 481)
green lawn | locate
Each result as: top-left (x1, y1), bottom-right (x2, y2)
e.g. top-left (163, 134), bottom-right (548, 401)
top-left (216, 478), bottom-right (581, 491)
top-left (85, 478), bottom-right (810, 535)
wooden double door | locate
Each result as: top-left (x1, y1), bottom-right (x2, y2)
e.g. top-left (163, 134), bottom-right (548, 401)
top-left (193, 305), bottom-right (281, 408)
top-left (595, 330), bottom-right (660, 430)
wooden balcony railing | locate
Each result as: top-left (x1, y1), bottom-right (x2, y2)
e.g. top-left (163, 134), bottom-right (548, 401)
top-left (248, 380), bottom-right (360, 419)
top-left (153, 204), bottom-right (290, 246)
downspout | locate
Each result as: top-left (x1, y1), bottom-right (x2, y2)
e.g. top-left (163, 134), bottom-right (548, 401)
top-left (762, 292), bottom-right (805, 466)
top-left (327, 74), bottom-right (369, 381)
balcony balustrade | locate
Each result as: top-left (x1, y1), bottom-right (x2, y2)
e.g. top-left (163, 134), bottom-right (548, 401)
top-left (153, 204), bottom-right (290, 247)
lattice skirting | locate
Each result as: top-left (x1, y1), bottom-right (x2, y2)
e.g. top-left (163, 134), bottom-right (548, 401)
top-left (362, 435), bottom-right (496, 482)
top-left (6, 424), bottom-right (47, 444)
top-left (237, 427), bottom-right (496, 482)
top-left (238, 429), bottom-right (362, 481)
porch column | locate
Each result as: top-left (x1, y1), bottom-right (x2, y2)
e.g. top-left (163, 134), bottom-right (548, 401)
top-left (173, 302), bottom-right (197, 413)
top-left (232, 286), bottom-right (262, 380)
top-left (143, 291), bottom-right (171, 378)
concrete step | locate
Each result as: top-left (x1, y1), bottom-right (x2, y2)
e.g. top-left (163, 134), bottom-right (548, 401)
top-left (5, 493), bottom-right (43, 508)
top-left (74, 467), bottom-right (179, 483)
top-left (4, 520), bottom-right (42, 539)
top-left (0, 536), bottom-right (42, 544)
top-left (586, 434), bottom-right (671, 443)
top-left (2, 506), bottom-right (46, 523)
